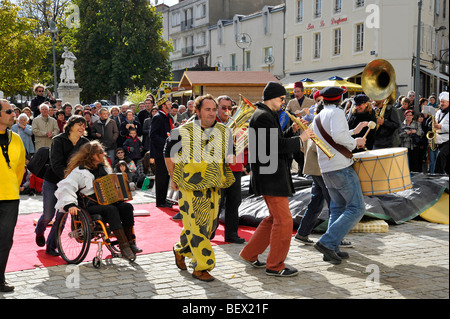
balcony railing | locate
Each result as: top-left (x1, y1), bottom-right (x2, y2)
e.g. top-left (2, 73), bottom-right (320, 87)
top-left (181, 45), bottom-right (194, 57)
top-left (181, 18), bottom-right (193, 31)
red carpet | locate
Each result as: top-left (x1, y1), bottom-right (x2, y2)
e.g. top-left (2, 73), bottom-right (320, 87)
top-left (6, 203), bottom-right (257, 273)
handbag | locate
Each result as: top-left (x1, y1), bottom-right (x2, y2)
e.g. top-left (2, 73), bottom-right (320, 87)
top-left (27, 147), bottom-right (50, 179)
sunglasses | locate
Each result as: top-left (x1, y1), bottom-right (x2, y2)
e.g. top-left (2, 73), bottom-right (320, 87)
top-left (1, 109), bottom-right (14, 115)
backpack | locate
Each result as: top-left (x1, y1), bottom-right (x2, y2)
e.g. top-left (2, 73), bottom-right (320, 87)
top-left (28, 147), bottom-right (50, 179)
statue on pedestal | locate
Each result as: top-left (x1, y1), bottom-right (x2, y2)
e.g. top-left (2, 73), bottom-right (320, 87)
top-left (60, 46), bottom-right (77, 84)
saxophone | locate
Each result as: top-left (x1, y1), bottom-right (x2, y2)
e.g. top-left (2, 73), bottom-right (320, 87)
top-left (426, 116), bottom-right (437, 151)
top-left (281, 106), bottom-right (335, 160)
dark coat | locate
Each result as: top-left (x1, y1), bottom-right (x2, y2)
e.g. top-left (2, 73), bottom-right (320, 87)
top-left (249, 102), bottom-right (301, 197)
top-left (91, 118), bottom-right (119, 150)
top-left (347, 109), bottom-right (377, 152)
top-left (149, 111), bottom-right (172, 159)
top-left (44, 132), bottom-right (90, 184)
top-left (374, 104), bottom-right (401, 148)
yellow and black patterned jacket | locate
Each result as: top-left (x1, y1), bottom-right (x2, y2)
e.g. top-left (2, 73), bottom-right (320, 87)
top-left (164, 119), bottom-right (235, 191)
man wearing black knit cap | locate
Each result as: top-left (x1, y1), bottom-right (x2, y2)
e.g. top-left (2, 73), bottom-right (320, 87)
top-left (239, 81), bottom-right (315, 277)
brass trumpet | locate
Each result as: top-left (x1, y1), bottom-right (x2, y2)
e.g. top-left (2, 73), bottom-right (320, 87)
top-left (281, 106), bottom-right (335, 160)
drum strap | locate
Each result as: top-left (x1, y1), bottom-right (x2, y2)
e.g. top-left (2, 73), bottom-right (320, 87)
top-left (315, 116), bottom-right (353, 159)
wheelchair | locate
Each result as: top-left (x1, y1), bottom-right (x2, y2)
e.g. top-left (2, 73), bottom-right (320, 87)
top-left (55, 206), bottom-right (135, 268)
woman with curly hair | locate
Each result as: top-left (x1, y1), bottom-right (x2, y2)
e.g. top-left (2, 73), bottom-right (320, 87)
top-left (54, 140), bottom-right (141, 261)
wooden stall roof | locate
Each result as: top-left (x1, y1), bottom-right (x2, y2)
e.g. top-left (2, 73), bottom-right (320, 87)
top-left (179, 71), bottom-right (280, 87)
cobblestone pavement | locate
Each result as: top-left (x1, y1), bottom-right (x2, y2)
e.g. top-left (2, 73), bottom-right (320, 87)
top-left (2, 191), bottom-right (448, 303)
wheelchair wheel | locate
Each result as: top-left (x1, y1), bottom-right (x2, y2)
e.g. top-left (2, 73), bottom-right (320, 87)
top-left (56, 210), bottom-right (92, 264)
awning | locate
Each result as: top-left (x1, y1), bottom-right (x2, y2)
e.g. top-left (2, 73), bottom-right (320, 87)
top-left (420, 67), bottom-right (449, 82)
top-left (282, 66), bottom-right (365, 88)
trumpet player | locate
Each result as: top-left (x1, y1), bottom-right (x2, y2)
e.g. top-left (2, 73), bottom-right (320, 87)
top-left (434, 92), bottom-right (449, 175)
top-left (216, 95), bottom-right (245, 244)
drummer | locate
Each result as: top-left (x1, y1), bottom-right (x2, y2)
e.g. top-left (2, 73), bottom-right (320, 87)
top-left (347, 94), bottom-right (377, 152)
top-left (312, 86), bottom-right (366, 265)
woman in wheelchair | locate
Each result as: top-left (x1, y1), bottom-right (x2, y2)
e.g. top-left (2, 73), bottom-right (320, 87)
top-left (54, 141), bottom-right (141, 261)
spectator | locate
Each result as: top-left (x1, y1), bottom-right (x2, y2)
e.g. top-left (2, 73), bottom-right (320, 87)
top-left (113, 147), bottom-right (136, 173)
top-left (30, 84), bottom-right (56, 118)
top-left (11, 113), bottom-right (34, 156)
top-left (62, 103), bottom-right (73, 120)
top-left (56, 110), bottom-right (66, 133)
top-left (122, 128), bottom-right (143, 163)
top-left (428, 95), bottom-right (438, 108)
top-left (114, 160), bottom-right (136, 192)
top-left (31, 104), bottom-right (60, 151)
top-left (21, 107), bottom-right (33, 125)
top-left (119, 110), bottom-right (141, 147)
top-left (138, 98), bottom-right (154, 126)
top-left (109, 106), bottom-right (122, 129)
top-left (91, 108), bottom-right (119, 164)
top-left (134, 151), bottom-right (155, 188)
top-left (399, 109), bottom-right (423, 172)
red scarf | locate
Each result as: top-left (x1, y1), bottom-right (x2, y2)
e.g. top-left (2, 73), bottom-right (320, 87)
top-left (160, 110), bottom-right (173, 130)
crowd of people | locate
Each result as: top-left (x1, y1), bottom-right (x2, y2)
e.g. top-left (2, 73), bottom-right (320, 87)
top-left (0, 80), bottom-right (448, 291)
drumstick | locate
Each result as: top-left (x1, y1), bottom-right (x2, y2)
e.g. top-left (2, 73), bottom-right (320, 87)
top-left (363, 121), bottom-right (377, 139)
top-left (357, 121), bottom-right (376, 150)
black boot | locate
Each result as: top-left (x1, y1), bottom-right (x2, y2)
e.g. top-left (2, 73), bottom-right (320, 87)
top-left (113, 228), bottom-right (136, 261)
top-left (124, 226), bottom-right (143, 254)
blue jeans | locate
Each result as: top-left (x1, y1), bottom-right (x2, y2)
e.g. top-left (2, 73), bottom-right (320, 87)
top-left (35, 180), bottom-right (57, 237)
top-left (319, 166), bottom-right (365, 252)
top-left (296, 175), bottom-right (330, 237)
top-left (428, 149), bottom-right (438, 174)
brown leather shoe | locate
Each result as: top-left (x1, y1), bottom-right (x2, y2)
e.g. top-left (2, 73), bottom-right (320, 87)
top-left (173, 248), bottom-right (187, 270)
top-left (192, 270), bottom-right (215, 282)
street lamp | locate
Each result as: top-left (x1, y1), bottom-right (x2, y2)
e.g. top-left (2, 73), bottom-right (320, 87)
top-left (414, 0), bottom-right (422, 116)
top-left (236, 33), bottom-right (251, 71)
top-left (49, 19), bottom-right (58, 98)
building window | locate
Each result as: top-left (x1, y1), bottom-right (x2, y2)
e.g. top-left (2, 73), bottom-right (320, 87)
top-left (264, 47), bottom-right (273, 64)
top-left (230, 54), bottom-right (236, 71)
top-left (355, 0), bottom-right (365, 8)
top-left (171, 12), bottom-right (180, 27)
top-left (297, 0), bottom-right (303, 23)
top-left (197, 32), bottom-right (206, 47)
top-left (355, 23), bottom-right (364, 52)
top-left (333, 28), bottom-right (341, 56)
top-left (313, 33), bottom-right (321, 59)
top-left (334, 0), bottom-right (342, 14)
top-left (314, 0), bottom-right (322, 19)
top-left (218, 24), bottom-right (223, 45)
top-left (197, 3), bottom-right (206, 18)
top-left (263, 11), bottom-right (269, 35)
top-left (296, 36), bottom-right (303, 61)
top-left (246, 51), bottom-right (251, 71)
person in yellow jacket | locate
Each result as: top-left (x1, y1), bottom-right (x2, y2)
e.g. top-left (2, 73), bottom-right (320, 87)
top-left (0, 99), bottom-right (26, 293)
top-left (165, 95), bottom-right (235, 282)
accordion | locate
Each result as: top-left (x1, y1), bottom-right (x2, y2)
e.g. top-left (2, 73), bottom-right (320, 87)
top-left (93, 173), bottom-right (133, 205)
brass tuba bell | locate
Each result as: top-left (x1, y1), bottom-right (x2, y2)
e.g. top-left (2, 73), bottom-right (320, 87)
top-left (362, 59), bottom-right (397, 104)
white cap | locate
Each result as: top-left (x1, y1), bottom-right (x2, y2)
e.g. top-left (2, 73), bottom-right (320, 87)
top-left (439, 92), bottom-right (449, 102)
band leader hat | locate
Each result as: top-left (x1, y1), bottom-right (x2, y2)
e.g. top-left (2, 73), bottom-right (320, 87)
top-left (157, 96), bottom-right (169, 107)
top-left (320, 86), bottom-right (346, 102)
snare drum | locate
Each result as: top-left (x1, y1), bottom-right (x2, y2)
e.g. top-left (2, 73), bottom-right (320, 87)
top-left (352, 148), bottom-right (412, 196)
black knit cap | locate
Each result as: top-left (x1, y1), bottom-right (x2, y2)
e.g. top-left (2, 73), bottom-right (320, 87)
top-left (354, 94), bottom-right (370, 105)
top-left (262, 81), bottom-right (286, 101)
